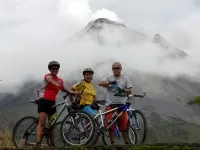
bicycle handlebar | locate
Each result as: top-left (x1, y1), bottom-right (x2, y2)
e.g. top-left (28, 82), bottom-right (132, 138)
top-left (114, 87), bottom-right (146, 98)
top-left (63, 92), bottom-right (79, 99)
top-left (133, 92), bottom-right (146, 98)
top-left (63, 92), bottom-right (69, 99)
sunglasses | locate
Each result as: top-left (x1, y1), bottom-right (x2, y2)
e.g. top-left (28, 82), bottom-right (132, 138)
top-left (112, 67), bottom-right (121, 70)
top-left (51, 68), bottom-right (59, 71)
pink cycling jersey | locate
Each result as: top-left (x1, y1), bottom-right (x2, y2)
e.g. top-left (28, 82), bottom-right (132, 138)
top-left (38, 73), bottom-right (64, 101)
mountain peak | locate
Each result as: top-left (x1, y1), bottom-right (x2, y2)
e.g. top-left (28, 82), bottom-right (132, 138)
top-left (83, 18), bottom-right (126, 32)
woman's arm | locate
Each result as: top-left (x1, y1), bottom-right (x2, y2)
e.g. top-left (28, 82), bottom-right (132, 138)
top-left (45, 75), bottom-right (64, 90)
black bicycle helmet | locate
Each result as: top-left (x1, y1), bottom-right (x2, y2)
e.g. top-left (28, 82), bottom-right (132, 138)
top-left (48, 61), bottom-right (60, 70)
top-left (83, 67), bottom-right (94, 75)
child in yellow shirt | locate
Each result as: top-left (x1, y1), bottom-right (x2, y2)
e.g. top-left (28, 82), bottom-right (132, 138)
top-left (70, 68), bottom-right (96, 115)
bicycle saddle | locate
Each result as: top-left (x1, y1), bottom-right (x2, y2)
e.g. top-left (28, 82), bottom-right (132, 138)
top-left (29, 99), bottom-right (39, 104)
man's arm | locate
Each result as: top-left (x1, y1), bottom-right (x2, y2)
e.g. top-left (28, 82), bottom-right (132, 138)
top-left (124, 76), bottom-right (132, 95)
top-left (98, 81), bottom-right (110, 87)
top-left (124, 88), bottom-right (132, 95)
top-left (98, 76), bottom-right (110, 87)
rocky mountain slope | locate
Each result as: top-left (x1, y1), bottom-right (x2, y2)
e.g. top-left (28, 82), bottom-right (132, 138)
top-left (77, 18), bottom-right (188, 60)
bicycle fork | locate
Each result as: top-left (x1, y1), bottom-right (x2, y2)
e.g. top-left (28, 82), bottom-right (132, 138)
top-left (128, 111), bottom-right (140, 130)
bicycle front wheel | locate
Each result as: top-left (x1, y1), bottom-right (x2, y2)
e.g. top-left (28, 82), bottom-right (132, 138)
top-left (128, 125), bottom-right (137, 145)
top-left (101, 124), bottom-right (137, 145)
top-left (128, 109), bottom-right (147, 144)
top-left (60, 110), bottom-right (95, 146)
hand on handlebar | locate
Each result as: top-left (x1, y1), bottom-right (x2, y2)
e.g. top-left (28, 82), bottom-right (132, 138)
top-left (62, 89), bottom-right (80, 96)
top-left (116, 87), bottom-right (125, 93)
top-left (109, 80), bottom-right (117, 85)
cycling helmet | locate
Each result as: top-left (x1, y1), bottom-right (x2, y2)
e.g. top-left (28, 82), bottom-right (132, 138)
top-left (83, 68), bottom-right (94, 75)
top-left (48, 61), bottom-right (60, 70)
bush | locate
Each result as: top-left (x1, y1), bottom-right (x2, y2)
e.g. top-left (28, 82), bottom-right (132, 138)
top-left (188, 96), bottom-right (200, 105)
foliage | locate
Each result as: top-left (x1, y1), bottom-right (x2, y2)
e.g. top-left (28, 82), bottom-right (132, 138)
top-left (188, 96), bottom-right (200, 105)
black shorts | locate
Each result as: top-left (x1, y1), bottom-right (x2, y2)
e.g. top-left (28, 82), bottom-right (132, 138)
top-left (38, 98), bottom-right (56, 115)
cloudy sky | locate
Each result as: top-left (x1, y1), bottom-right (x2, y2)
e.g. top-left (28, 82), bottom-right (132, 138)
top-left (0, 0), bottom-right (200, 92)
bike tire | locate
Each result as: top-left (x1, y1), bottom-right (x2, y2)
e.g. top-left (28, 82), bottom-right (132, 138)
top-left (129, 110), bottom-right (147, 144)
top-left (60, 110), bottom-right (95, 146)
top-left (12, 116), bottom-right (39, 148)
top-left (101, 131), bottom-right (107, 145)
top-left (46, 122), bottom-right (65, 147)
top-left (101, 124), bottom-right (137, 145)
top-left (64, 117), bottom-right (99, 146)
top-left (89, 118), bottom-right (100, 145)
top-left (128, 125), bottom-right (137, 145)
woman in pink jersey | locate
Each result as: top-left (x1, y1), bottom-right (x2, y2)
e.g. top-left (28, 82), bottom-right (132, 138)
top-left (36, 61), bottom-right (77, 148)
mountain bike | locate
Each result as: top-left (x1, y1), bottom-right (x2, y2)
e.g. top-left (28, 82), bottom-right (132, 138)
top-left (90, 91), bottom-right (147, 145)
top-left (12, 93), bottom-right (95, 148)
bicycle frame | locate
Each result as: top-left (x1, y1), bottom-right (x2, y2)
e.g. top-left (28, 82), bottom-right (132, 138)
top-left (127, 108), bottom-right (140, 130)
top-left (94, 96), bottom-right (133, 131)
top-left (93, 93), bottom-right (146, 133)
top-left (30, 93), bottom-right (72, 129)
top-left (48, 94), bottom-right (71, 128)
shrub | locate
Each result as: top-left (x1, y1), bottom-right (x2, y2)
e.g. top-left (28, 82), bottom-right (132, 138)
top-left (188, 96), bottom-right (200, 105)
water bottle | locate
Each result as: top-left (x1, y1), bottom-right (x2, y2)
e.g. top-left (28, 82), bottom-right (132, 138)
top-left (49, 113), bottom-right (57, 125)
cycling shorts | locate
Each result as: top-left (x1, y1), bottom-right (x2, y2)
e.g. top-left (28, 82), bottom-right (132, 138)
top-left (38, 98), bottom-right (56, 115)
top-left (104, 105), bottom-right (128, 132)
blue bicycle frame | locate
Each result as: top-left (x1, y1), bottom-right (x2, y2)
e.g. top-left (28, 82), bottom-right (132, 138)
top-left (112, 103), bottom-right (131, 139)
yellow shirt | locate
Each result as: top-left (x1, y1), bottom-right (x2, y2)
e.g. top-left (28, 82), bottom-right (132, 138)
top-left (73, 80), bottom-right (96, 105)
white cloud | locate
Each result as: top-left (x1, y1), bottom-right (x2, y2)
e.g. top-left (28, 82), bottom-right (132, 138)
top-left (0, 0), bottom-right (200, 93)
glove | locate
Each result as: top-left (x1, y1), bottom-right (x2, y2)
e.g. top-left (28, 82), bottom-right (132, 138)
top-left (109, 80), bottom-right (117, 85)
top-left (116, 87), bottom-right (125, 93)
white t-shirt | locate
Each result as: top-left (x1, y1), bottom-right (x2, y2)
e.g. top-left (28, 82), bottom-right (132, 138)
top-left (102, 75), bottom-right (132, 105)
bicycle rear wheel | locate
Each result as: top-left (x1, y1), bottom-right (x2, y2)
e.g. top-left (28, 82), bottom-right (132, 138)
top-left (12, 116), bottom-right (39, 148)
top-left (128, 109), bottom-right (147, 144)
top-left (12, 116), bottom-right (51, 149)
top-left (60, 110), bottom-right (95, 146)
